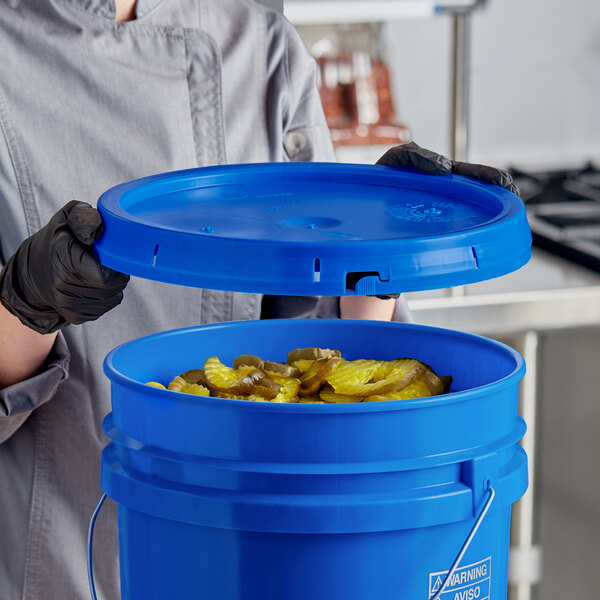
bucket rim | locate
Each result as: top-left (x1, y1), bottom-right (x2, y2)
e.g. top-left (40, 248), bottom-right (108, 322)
top-left (104, 319), bottom-right (525, 414)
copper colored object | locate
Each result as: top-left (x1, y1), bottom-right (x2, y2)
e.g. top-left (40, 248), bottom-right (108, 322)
top-left (313, 24), bottom-right (411, 148)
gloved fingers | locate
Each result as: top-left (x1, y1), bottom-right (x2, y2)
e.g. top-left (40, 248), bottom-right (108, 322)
top-left (53, 276), bottom-right (129, 301)
top-left (376, 142), bottom-right (452, 175)
top-left (49, 271), bottom-right (128, 326)
top-left (504, 181), bottom-right (520, 196)
top-left (55, 231), bottom-right (129, 290)
top-left (74, 254), bottom-right (130, 291)
top-left (451, 160), bottom-right (520, 195)
top-left (64, 200), bottom-right (104, 245)
top-left (54, 292), bottom-right (126, 326)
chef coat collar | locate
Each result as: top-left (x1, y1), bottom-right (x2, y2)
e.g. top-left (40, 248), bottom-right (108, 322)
top-left (66, 0), bottom-right (167, 20)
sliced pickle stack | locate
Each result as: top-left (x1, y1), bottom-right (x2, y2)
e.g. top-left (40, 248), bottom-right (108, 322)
top-left (147, 348), bottom-right (452, 403)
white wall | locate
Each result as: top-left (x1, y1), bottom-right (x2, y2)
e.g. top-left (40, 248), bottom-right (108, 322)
top-left (384, 0), bottom-right (600, 168)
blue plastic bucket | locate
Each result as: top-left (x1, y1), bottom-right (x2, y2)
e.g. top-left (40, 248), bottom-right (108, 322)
top-left (100, 319), bottom-right (527, 600)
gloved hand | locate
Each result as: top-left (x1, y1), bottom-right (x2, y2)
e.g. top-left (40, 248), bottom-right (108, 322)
top-left (373, 142), bottom-right (520, 299)
top-left (376, 141), bottom-right (520, 195)
top-left (0, 201), bottom-right (130, 334)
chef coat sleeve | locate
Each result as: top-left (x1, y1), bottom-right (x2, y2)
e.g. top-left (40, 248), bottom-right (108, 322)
top-left (0, 125), bottom-right (71, 443)
top-left (0, 333), bottom-right (70, 443)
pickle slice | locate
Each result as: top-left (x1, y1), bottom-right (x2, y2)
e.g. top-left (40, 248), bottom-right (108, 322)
top-left (249, 395), bottom-right (271, 402)
top-left (263, 361), bottom-right (301, 378)
top-left (327, 359), bottom-right (423, 397)
top-left (253, 378), bottom-right (283, 400)
top-left (167, 376), bottom-right (210, 396)
top-left (213, 391), bottom-right (250, 400)
top-left (326, 359), bottom-right (379, 393)
top-left (421, 368), bottom-right (444, 396)
top-left (297, 395), bottom-right (320, 402)
top-left (272, 377), bottom-right (301, 403)
top-left (245, 368), bottom-right (266, 384)
top-left (235, 364), bottom-right (267, 382)
top-left (299, 357), bottom-right (342, 396)
top-left (406, 360), bottom-right (446, 396)
top-left (252, 387), bottom-right (278, 400)
top-left (319, 389), bottom-right (363, 403)
top-left (146, 381), bottom-right (166, 389)
top-left (183, 383), bottom-right (211, 396)
top-left (168, 375), bottom-right (188, 392)
top-left (290, 359), bottom-right (315, 374)
top-left (179, 369), bottom-right (209, 387)
top-left (233, 355), bottom-right (265, 370)
top-left (263, 372), bottom-right (293, 385)
top-left (287, 348), bottom-right (342, 365)
top-left (204, 356), bottom-right (257, 395)
top-left (363, 378), bottom-right (433, 402)
top-left (440, 375), bottom-right (453, 393)
top-left (210, 390), bottom-right (269, 402)
top-left (258, 378), bottom-right (283, 392)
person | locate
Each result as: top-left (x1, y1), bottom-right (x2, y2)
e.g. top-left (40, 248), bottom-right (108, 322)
top-left (0, 1), bottom-right (518, 599)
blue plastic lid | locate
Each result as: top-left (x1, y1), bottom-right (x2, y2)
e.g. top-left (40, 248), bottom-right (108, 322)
top-left (95, 162), bottom-right (531, 295)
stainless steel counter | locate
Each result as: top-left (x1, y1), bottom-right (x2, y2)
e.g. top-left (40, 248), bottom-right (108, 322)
top-left (406, 247), bottom-right (600, 335)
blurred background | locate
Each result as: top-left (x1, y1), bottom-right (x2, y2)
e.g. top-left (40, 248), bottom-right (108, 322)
top-left (265, 1), bottom-right (600, 598)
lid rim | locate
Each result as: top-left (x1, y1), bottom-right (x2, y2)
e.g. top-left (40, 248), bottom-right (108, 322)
top-left (95, 163), bottom-right (532, 295)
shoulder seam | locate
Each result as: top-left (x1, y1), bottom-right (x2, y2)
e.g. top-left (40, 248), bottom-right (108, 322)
top-left (256, 2), bottom-right (292, 124)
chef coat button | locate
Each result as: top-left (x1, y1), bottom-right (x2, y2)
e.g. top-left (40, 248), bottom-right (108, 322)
top-left (284, 131), bottom-right (308, 158)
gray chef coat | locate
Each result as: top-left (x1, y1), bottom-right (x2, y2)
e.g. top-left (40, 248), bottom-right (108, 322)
top-left (0, 1), bottom-right (412, 598)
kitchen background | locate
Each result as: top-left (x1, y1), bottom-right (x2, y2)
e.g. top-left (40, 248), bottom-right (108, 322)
top-left (381, 0), bottom-right (599, 168)
top-left (265, 0), bottom-right (600, 598)
top-left (290, 0), bottom-right (600, 169)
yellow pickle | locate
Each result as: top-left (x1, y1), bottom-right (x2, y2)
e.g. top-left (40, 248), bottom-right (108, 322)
top-left (146, 347), bottom-right (452, 403)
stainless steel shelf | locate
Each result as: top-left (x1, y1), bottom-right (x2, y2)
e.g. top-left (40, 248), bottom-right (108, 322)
top-left (407, 248), bottom-right (600, 335)
top-left (284, 0), bottom-right (477, 24)
top-left (409, 286), bottom-right (600, 336)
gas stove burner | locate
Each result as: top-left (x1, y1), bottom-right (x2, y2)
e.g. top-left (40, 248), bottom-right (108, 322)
top-left (563, 164), bottom-right (600, 202)
top-left (510, 163), bottom-right (600, 272)
top-left (509, 165), bottom-right (598, 205)
top-left (578, 172), bottom-right (600, 189)
top-left (509, 171), bottom-right (544, 202)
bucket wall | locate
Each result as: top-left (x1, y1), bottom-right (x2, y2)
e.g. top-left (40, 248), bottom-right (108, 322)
top-left (116, 505), bottom-right (511, 600)
top-left (101, 319), bottom-right (528, 600)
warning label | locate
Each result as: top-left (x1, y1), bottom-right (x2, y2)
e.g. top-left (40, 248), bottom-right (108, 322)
top-left (428, 557), bottom-right (491, 600)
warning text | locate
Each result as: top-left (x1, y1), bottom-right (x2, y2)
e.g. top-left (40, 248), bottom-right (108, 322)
top-left (428, 557), bottom-right (491, 600)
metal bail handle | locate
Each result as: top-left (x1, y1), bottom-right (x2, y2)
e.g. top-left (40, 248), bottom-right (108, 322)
top-left (87, 493), bottom-right (107, 600)
top-left (429, 482), bottom-right (496, 600)
top-left (88, 484), bottom-right (496, 600)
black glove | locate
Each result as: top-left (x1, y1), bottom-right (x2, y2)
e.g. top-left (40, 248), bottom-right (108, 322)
top-left (373, 142), bottom-right (520, 299)
top-left (376, 141), bottom-right (520, 195)
top-left (0, 201), bottom-right (130, 334)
